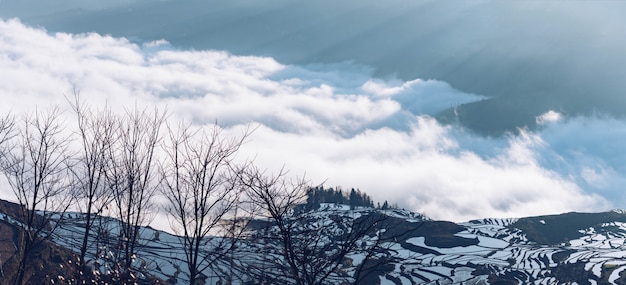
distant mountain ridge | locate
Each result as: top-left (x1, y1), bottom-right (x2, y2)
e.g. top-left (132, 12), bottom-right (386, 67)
top-left (3, 199), bottom-right (626, 284)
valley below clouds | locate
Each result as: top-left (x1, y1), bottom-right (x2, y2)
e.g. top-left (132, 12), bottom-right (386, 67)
top-left (1, 17), bottom-right (624, 224)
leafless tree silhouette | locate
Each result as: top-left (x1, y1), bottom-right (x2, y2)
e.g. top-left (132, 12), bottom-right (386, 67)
top-left (0, 108), bottom-right (74, 285)
top-left (67, 95), bottom-right (118, 281)
top-left (104, 107), bottom-right (166, 284)
top-left (159, 123), bottom-right (250, 284)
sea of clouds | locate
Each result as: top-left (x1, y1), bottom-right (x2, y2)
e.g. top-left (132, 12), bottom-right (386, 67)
top-left (2, 19), bottom-right (625, 224)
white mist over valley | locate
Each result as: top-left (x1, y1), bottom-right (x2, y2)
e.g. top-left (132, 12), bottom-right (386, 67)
top-left (2, 0), bottom-right (626, 224)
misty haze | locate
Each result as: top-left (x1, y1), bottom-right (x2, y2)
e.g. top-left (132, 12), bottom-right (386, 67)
top-left (2, 1), bottom-right (626, 284)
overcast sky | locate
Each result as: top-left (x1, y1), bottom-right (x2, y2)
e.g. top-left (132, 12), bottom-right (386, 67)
top-left (1, 1), bottom-right (626, 223)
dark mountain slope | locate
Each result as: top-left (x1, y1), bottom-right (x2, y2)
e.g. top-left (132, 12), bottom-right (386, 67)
top-left (0, 200), bottom-right (78, 285)
top-left (511, 211), bottom-right (626, 245)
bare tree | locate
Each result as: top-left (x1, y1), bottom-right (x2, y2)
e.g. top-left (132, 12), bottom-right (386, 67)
top-left (235, 166), bottom-right (415, 285)
top-left (67, 95), bottom-right (118, 280)
top-left (0, 108), bottom-right (74, 285)
top-left (159, 123), bottom-right (249, 284)
top-left (0, 114), bottom-right (15, 282)
top-left (0, 114), bottom-right (15, 153)
top-left (104, 107), bottom-right (166, 284)
top-left (235, 166), bottom-right (312, 284)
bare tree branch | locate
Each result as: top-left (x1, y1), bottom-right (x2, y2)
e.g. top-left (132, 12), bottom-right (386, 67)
top-left (233, 167), bottom-right (419, 285)
top-left (0, 107), bottom-right (74, 285)
top-left (66, 93), bottom-right (118, 281)
top-left (0, 114), bottom-right (15, 155)
top-left (104, 106), bottom-right (166, 284)
top-left (159, 122), bottom-right (250, 284)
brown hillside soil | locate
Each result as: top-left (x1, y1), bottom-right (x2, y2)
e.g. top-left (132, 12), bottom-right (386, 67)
top-left (0, 199), bottom-right (78, 285)
top-left (0, 199), bottom-right (167, 284)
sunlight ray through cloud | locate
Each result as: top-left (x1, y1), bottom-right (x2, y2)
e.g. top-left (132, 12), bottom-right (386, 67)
top-left (1, 19), bottom-right (624, 222)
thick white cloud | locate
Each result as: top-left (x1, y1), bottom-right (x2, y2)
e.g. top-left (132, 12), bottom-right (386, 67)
top-left (0, 19), bottom-right (619, 224)
top-left (235, 119), bottom-right (608, 222)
